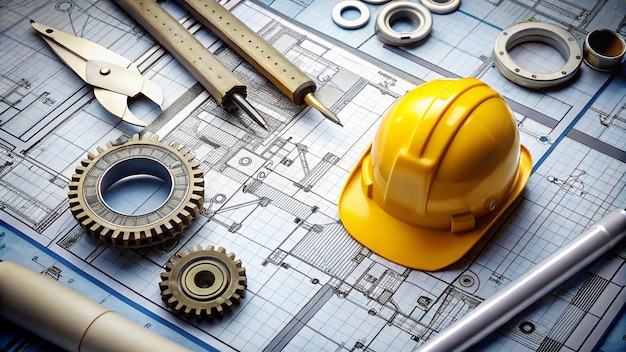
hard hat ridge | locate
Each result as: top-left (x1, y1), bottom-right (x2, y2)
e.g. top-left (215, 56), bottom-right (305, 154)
top-left (339, 78), bottom-right (532, 270)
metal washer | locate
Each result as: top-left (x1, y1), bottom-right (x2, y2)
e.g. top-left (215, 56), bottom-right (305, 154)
top-left (375, 2), bottom-right (433, 46)
top-left (493, 21), bottom-right (582, 89)
top-left (421, 0), bottom-right (461, 14)
top-left (332, 1), bottom-right (370, 30)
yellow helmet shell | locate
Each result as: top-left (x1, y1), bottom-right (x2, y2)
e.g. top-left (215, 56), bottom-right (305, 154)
top-left (338, 78), bottom-right (532, 271)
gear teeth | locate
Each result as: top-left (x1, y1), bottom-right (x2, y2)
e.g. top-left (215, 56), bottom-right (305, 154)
top-left (230, 295), bottom-right (240, 305)
top-left (159, 245), bottom-right (247, 321)
top-left (188, 245), bottom-right (202, 254)
top-left (67, 134), bottom-right (204, 248)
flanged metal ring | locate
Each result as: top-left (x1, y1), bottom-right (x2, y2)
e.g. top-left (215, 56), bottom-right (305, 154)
top-left (493, 21), bottom-right (582, 89)
top-left (332, 1), bottom-right (370, 30)
top-left (375, 2), bottom-right (433, 46)
top-left (583, 29), bottom-right (626, 71)
top-left (420, 0), bottom-right (460, 14)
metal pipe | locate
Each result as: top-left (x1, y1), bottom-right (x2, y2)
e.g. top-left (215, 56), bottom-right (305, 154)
top-left (419, 208), bottom-right (626, 352)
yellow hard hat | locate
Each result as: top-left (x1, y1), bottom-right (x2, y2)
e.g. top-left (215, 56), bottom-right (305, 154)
top-left (338, 78), bottom-right (532, 271)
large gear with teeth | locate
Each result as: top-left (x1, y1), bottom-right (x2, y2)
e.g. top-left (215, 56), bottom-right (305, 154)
top-left (67, 134), bottom-right (204, 248)
top-left (159, 245), bottom-right (247, 320)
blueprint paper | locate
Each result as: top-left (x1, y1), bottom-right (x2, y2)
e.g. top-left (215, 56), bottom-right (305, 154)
top-left (1, 0), bottom-right (625, 351)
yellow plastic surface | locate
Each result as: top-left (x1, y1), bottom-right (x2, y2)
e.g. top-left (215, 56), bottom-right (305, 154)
top-left (338, 78), bottom-right (532, 271)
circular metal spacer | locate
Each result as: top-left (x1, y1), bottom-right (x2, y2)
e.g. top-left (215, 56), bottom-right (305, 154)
top-left (332, 1), bottom-right (370, 30)
top-left (375, 2), bottom-right (433, 46)
top-left (159, 245), bottom-right (247, 320)
top-left (420, 0), bottom-right (461, 14)
top-left (583, 29), bottom-right (626, 71)
top-left (493, 21), bottom-right (582, 89)
top-left (67, 134), bottom-right (205, 248)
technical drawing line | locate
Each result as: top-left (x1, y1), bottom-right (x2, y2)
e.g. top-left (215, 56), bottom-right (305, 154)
top-left (458, 10), bottom-right (503, 31)
top-left (532, 73), bottom-right (616, 173)
top-left (263, 284), bottom-right (334, 351)
top-left (504, 98), bottom-right (559, 128)
top-left (567, 129), bottom-right (626, 162)
top-left (536, 273), bottom-right (610, 350)
top-left (384, 45), bottom-right (460, 79)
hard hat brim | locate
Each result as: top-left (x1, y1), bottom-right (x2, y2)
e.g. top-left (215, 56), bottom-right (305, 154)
top-left (338, 144), bottom-right (532, 271)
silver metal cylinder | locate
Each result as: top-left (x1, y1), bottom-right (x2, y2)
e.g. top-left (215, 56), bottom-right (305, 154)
top-left (419, 208), bottom-right (626, 352)
top-left (583, 29), bottom-right (626, 71)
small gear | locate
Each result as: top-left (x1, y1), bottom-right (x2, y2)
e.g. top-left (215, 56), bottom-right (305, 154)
top-left (159, 245), bottom-right (247, 320)
top-left (68, 134), bottom-right (204, 248)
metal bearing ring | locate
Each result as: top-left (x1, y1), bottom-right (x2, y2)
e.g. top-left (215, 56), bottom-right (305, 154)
top-left (332, 1), bottom-right (370, 30)
top-left (420, 0), bottom-right (460, 14)
top-left (375, 2), bottom-right (433, 46)
top-left (493, 21), bottom-right (582, 89)
top-left (583, 29), bottom-right (626, 71)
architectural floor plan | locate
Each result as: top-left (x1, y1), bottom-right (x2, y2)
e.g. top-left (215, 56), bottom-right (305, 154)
top-left (1, 0), bottom-right (625, 351)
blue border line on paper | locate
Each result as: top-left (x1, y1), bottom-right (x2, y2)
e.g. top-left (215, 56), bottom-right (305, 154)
top-left (531, 73), bottom-right (616, 173)
top-left (0, 219), bottom-right (219, 352)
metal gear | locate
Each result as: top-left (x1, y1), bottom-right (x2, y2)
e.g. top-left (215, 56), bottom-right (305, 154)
top-left (159, 245), bottom-right (247, 320)
top-left (67, 134), bottom-right (204, 248)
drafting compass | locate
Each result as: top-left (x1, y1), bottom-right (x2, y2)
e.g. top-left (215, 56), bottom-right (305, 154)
top-left (31, 21), bottom-right (163, 127)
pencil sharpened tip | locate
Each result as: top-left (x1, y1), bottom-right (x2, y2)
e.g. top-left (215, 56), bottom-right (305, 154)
top-left (304, 93), bottom-right (343, 127)
top-left (231, 92), bottom-right (269, 130)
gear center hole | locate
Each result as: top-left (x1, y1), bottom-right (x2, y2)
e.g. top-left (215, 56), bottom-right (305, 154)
top-left (195, 270), bottom-right (216, 289)
top-left (100, 157), bottom-right (173, 216)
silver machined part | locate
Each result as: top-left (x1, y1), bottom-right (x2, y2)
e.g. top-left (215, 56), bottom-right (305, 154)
top-left (583, 29), bottom-right (626, 71)
top-left (68, 134), bottom-right (205, 248)
top-left (332, 1), bottom-right (370, 30)
top-left (420, 0), bottom-right (460, 14)
top-left (375, 2), bottom-right (433, 46)
top-left (493, 21), bottom-right (582, 89)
